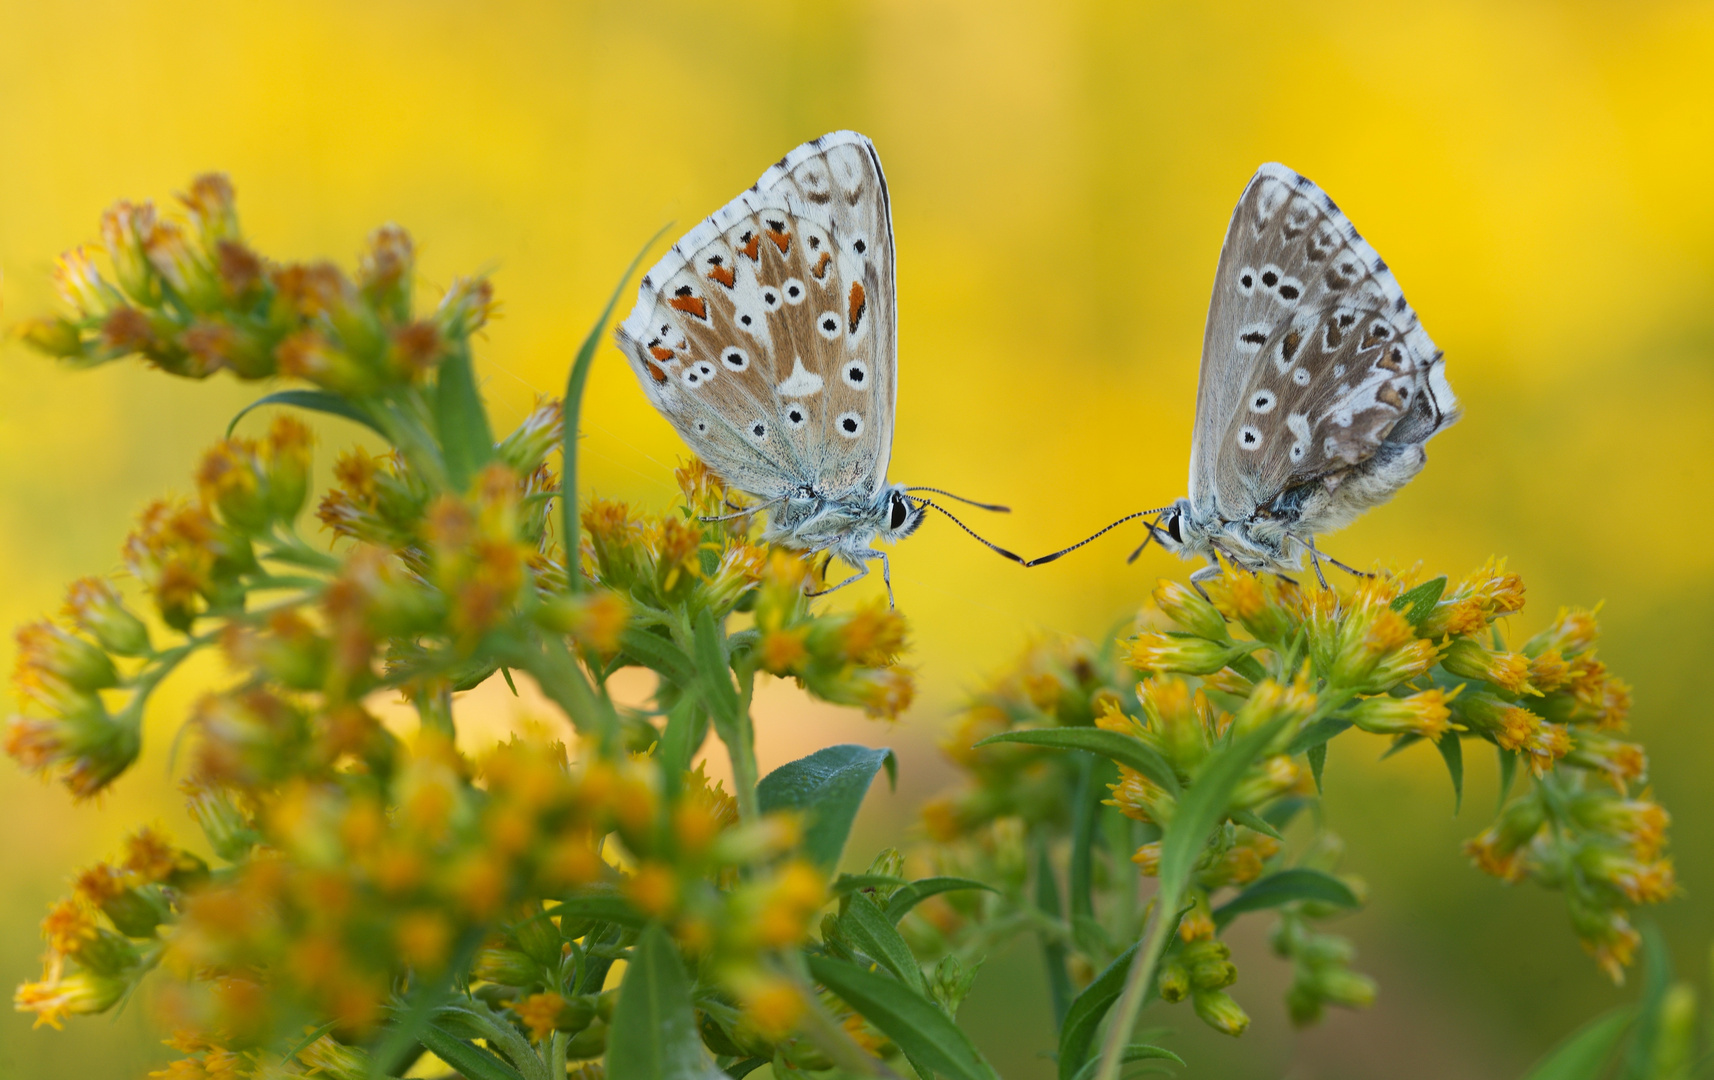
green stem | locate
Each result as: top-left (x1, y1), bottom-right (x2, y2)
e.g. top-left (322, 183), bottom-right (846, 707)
top-left (730, 665), bottom-right (759, 820)
top-left (1092, 887), bottom-right (1179, 1080)
top-left (561, 226), bottom-right (671, 595)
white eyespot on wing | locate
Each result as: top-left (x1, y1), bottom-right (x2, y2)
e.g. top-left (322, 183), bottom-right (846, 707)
top-left (781, 278), bottom-right (806, 304)
top-left (760, 285), bottom-right (782, 312)
top-left (1333, 406), bottom-right (1354, 428)
top-left (842, 359), bottom-right (869, 389)
top-left (694, 419), bottom-right (709, 435)
top-left (1235, 266), bottom-right (1258, 296)
top-left (1292, 367), bottom-right (1312, 386)
top-left (836, 411), bottom-right (864, 439)
top-left (1236, 324), bottom-right (1270, 355)
top-left (1237, 425), bottom-right (1264, 451)
top-left (783, 402), bottom-right (809, 428)
top-left (1248, 389), bottom-right (1277, 414)
top-left (721, 347), bottom-right (750, 371)
top-left (747, 418), bottom-right (770, 442)
top-left (1333, 363), bottom-right (1347, 376)
top-left (1274, 276), bottom-right (1303, 306)
top-left (776, 357), bottom-right (824, 396)
top-left (815, 311), bottom-right (841, 340)
top-left (1286, 412), bottom-right (1311, 463)
top-left (1258, 264), bottom-right (1285, 293)
top-left (681, 360), bottom-right (717, 388)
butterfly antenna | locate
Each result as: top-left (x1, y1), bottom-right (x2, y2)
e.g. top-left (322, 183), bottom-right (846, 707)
top-left (1023, 506), bottom-right (1176, 568)
top-left (1124, 514), bottom-right (1170, 565)
top-left (917, 500), bottom-right (1024, 564)
top-left (905, 487), bottom-right (1010, 513)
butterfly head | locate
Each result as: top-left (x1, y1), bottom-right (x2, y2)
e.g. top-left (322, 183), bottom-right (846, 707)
top-left (879, 484), bottom-right (926, 542)
top-left (1153, 500), bottom-right (1193, 553)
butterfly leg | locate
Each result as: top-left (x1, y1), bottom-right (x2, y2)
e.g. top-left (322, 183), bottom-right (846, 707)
top-left (804, 556), bottom-right (870, 600)
top-left (1325, 553), bottom-right (1374, 579)
top-left (1304, 540), bottom-right (1332, 591)
top-left (1189, 561), bottom-right (1224, 602)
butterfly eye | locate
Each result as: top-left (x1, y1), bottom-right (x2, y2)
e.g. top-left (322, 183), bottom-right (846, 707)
top-left (842, 361), bottom-right (868, 389)
top-left (836, 412), bottom-right (864, 439)
top-left (781, 278), bottom-right (806, 304)
top-left (722, 348), bottom-right (749, 371)
top-left (889, 493), bottom-right (910, 531)
top-left (816, 313), bottom-right (840, 340)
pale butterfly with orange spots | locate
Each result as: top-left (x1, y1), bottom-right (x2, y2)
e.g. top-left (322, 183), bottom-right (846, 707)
top-left (615, 131), bottom-right (1022, 605)
top-left (1029, 163), bottom-right (1461, 589)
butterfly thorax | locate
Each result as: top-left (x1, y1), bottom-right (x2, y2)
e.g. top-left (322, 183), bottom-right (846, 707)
top-left (762, 483), bottom-right (924, 569)
top-left (1162, 498), bottom-right (1308, 576)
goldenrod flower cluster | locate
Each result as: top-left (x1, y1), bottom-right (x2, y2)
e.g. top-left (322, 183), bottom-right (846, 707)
top-left (909, 560), bottom-right (1673, 1044)
top-left (7, 177), bottom-right (925, 1077)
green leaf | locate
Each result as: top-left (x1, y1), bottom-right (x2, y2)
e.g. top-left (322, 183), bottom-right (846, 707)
top-left (1436, 733), bottom-right (1464, 815)
top-left (226, 389), bottom-right (387, 440)
top-left (553, 891), bottom-right (645, 927)
top-left (1380, 732), bottom-right (1423, 760)
top-left (607, 923), bottom-right (726, 1080)
top-left (808, 954), bottom-right (1001, 1080)
top-left (1070, 756), bottom-right (1099, 919)
top-left (1619, 925), bottom-right (1672, 1080)
top-left (416, 1023), bottom-right (529, 1080)
top-left (1035, 840), bottom-right (1074, 1030)
top-left (1211, 868), bottom-right (1360, 928)
top-left (1070, 1045), bottom-right (1186, 1080)
top-left (1518, 1007), bottom-right (1634, 1080)
top-left (1307, 741), bottom-right (1328, 793)
top-left (1158, 717), bottom-right (1296, 912)
top-left (435, 344), bottom-right (495, 491)
top-left (833, 873), bottom-right (908, 896)
top-left (1390, 576), bottom-right (1448, 627)
top-left (1498, 746), bottom-right (1519, 812)
top-left (975, 729), bottom-right (1180, 795)
top-left (620, 628), bottom-right (698, 685)
top-left (838, 891), bottom-right (928, 995)
top-left (563, 226), bottom-right (672, 593)
top-left (1262, 795), bottom-right (1313, 832)
top-left (724, 1059), bottom-right (769, 1079)
top-left (885, 877), bottom-right (997, 925)
top-left (757, 745), bottom-right (896, 870)
top-left (1285, 716), bottom-right (1352, 756)
top-left (1228, 807), bottom-right (1283, 841)
top-left (693, 609), bottom-right (741, 735)
top-left (659, 691), bottom-right (704, 785)
top-left (1058, 943), bottom-right (1141, 1080)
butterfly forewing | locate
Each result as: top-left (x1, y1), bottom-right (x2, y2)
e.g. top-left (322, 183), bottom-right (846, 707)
top-left (1191, 164), bottom-right (1458, 521)
top-left (616, 132), bottom-right (896, 504)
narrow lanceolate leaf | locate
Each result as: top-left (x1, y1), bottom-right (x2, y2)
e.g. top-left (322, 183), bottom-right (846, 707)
top-left (1228, 807), bottom-right (1283, 841)
top-left (1517, 1007), bottom-right (1634, 1080)
top-left (415, 1023), bottom-right (529, 1080)
top-left (1307, 741), bottom-right (1328, 793)
top-left (1070, 1045), bottom-right (1186, 1080)
top-left (1070, 756), bottom-right (1099, 919)
top-left (1057, 943), bottom-right (1140, 1080)
top-left (226, 389), bottom-right (387, 439)
top-left (563, 226), bottom-right (671, 593)
top-left (1436, 732), bottom-right (1464, 815)
top-left (1390, 576), bottom-right (1448, 628)
top-left (1497, 746), bottom-right (1520, 812)
top-left (606, 924), bottom-right (726, 1080)
top-left (757, 745), bottom-right (897, 870)
top-left (621, 627), bottom-right (698, 684)
top-left (884, 877), bottom-right (996, 924)
top-left (1035, 840), bottom-right (1074, 1030)
top-left (692, 609), bottom-right (741, 733)
top-left (1285, 716), bottom-right (1352, 757)
top-left (833, 873), bottom-right (908, 897)
top-left (838, 891), bottom-right (928, 995)
top-left (435, 344), bottom-right (495, 491)
top-left (1211, 868), bottom-right (1360, 928)
top-left (808, 954), bottom-right (1001, 1080)
top-left (974, 729), bottom-right (1180, 795)
top-left (550, 891), bottom-right (645, 927)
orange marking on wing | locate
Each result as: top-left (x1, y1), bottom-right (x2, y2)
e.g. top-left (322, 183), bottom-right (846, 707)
top-left (706, 265), bottom-right (736, 288)
top-left (765, 228), bottom-right (790, 255)
top-left (847, 281), bottom-right (867, 334)
top-left (648, 346), bottom-right (675, 362)
top-left (645, 360), bottom-right (668, 384)
top-left (668, 295), bottom-right (709, 320)
top-left (739, 232), bottom-right (761, 262)
top-left (811, 251), bottom-right (832, 280)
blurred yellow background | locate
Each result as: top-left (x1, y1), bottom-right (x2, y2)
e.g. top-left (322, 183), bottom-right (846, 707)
top-left (3, 1), bottom-right (1713, 1076)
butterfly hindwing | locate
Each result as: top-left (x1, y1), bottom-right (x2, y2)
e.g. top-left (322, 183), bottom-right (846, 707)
top-left (1191, 164), bottom-right (1458, 522)
top-left (616, 132), bottom-right (896, 504)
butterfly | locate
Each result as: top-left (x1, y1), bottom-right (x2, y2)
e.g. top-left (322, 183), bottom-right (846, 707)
top-left (615, 131), bottom-right (1021, 606)
top-left (1030, 163), bottom-right (1460, 589)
